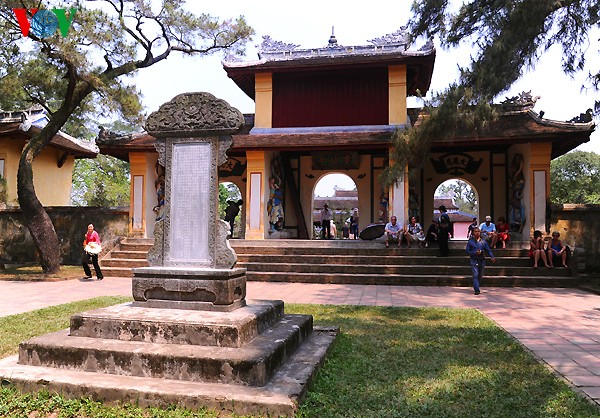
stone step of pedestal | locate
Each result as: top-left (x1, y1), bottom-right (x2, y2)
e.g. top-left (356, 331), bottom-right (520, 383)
top-left (19, 314), bottom-right (313, 387)
top-left (70, 301), bottom-right (285, 348)
top-left (0, 326), bottom-right (338, 417)
top-left (245, 271), bottom-right (579, 287)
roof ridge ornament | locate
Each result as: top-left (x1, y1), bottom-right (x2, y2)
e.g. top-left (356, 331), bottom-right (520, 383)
top-left (501, 91), bottom-right (540, 111)
top-left (368, 26), bottom-right (410, 50)
top-left (326, 26), bottom-right (340, 48)
top-left (257, 35), bottom-right (300, 53)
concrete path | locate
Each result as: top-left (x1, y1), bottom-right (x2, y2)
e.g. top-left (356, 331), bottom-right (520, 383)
top-left (2, 278), bottom-right (600, 407)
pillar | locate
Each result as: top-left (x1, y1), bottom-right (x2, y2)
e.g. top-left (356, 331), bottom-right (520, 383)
top-left (388, 65), bottom-right (407, 125)
top-left (254, 73), bottom-right (273, 129)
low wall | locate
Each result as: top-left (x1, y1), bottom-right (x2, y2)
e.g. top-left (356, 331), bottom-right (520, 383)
top-left (0, 207), bottom-right (128, 265)
top-left (549, 204), bottom-right (600, 273)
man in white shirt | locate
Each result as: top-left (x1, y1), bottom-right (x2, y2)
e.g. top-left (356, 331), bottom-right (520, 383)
top-left (385, 215), bottom-right (403, 248)
top-left (479, 215), bottom-right (498, 248)
top-left (320, 204), bottom-right (333, 239)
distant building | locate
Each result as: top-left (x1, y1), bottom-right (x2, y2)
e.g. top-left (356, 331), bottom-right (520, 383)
top-left (0, 106), bottom-right (98, 207)
top-left (97, 28), bottom-right (594, 240)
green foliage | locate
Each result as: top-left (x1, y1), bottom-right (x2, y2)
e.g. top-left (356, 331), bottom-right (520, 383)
top-left (550, 151), bottom-right (600, 204)
top-left (437, 180), bottom-right (478, 214)
top-left (382, 86), bottom-right (496, 186)
top-left (72, 155), bottom-right (130, 206)
top-left (218, 183), bottom-right (229, 216)
top-left (0, 1), bottom-right (253, 271)
top-left (382, 0), bottom-right (600, 185)
top-left (0, 177), bottom-right (7, 204)
top-left (409, 1), bottom-right (599, 109)
top-left (218, 182), bottom-right (242, 217)
top-left (0, 1), bottom-right (254, 136)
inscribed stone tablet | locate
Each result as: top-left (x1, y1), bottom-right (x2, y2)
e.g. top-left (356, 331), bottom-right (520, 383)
top-left (170, 143), bottom-right (211, 262)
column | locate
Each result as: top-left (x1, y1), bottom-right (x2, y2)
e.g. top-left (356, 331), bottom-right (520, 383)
top-left (388, 65), bottom-right (407, 125)
top-left (254, 73), bottom-right (273, 129)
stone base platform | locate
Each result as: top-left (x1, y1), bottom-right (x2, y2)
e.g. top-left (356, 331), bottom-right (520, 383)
top-left (70, 301), bottom-right (284, 348)
top-left (0, 300), bottom-right (338, 416)
top-left (0, 326), bottom-right (337, 417)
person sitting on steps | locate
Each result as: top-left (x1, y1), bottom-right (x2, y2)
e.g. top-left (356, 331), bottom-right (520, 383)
top-left (529, 230), bottom-right (551, 269)
top-left (547, 231), bottom-right (568, 268)
top-left (404, 216), bottom-right (425, 248)
top-left (385, 215), bottom-right (403, 248)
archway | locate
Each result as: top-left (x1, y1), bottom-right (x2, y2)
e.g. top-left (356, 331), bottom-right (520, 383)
top-left (434, 178), bottom-right (479, 240)
top-left (219, 181), bottom-right (244, 238)
top-left (313, 173), bottom-right (358, 239)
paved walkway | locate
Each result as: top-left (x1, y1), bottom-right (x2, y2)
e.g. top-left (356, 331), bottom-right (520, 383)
top-left (2, 278), bottom-right (600, 406)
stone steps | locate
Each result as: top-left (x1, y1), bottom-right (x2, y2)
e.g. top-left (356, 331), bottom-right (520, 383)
top-left (0, 326), bottom-right (337, 416)
top-left (244, 271), bottom-right (578, 287)
top-left (238, 254), bottom-right (536, 267)
top-left (230, 240), bottom-right (578, 287)
top-left (100, 238), bottom-right (152, 277)
top-left (1, 298), bottom-right (338, 416)
top-left (19, 313), bottom-right (312, 387)
top-left (237, 261), bottom-right (572, 276)
top-left (101, 239), bottom-right (577, 287)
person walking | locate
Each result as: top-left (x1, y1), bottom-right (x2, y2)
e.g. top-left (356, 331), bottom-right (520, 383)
top-left (320, 204), bottom-right (333, 239)
top-left (82, 223), bottom-right (103, 280)
top-left (465, 226), bottom-right (496, 295)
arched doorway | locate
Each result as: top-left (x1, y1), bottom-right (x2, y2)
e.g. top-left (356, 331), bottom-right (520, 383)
top-left (312, 173), bottom-right (358, 239)
top-left (434, 179), bottom-right (479, 240)
top-left (219, 181), bottom-right (244, 238)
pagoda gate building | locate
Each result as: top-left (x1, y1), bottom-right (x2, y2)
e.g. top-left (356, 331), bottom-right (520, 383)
top-left (98, 28), bottom-right (594, 242)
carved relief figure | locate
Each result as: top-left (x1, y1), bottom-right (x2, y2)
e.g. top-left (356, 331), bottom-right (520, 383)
top-left (267, 157), bottom-right (284, 232)
top-left (153, 176), bottom-right (165, 222)
top-left (509, 154), bottom-right (526, 233)
top-left (378, 189), bottom-right (389, 223)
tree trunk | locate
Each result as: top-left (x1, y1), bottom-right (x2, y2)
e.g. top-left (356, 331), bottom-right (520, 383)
top-left (17, 147), bottom-right (61, 273)
top-left (16, 83), bottom-right (92, 274)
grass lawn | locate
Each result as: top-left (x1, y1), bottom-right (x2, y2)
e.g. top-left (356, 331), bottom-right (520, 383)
top-left (0, 301), bottom-right (599, 417)
top-left (0, 265), bottom-right (83, 281)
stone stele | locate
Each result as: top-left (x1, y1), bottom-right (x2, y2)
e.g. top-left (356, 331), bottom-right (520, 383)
top-left (0, 92), bottom-right (337, 417)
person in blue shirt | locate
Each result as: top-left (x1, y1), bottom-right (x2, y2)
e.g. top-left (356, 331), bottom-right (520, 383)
top-left (465, 226), bottom-right (496, 295)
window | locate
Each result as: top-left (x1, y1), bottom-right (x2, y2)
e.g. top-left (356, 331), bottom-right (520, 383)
top-left (0, 158), bottom-right (5, 179)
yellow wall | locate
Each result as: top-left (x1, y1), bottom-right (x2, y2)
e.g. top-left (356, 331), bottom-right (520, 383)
top-left (254, 73), bottom-right (273, 129)
top-left (388, 65), bottom-right (407, 125)
top-left (0, 138), bottom-right (75, 206)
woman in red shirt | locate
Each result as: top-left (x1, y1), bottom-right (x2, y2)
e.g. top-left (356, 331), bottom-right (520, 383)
top-left (82, 224), bottom-right (104, 280)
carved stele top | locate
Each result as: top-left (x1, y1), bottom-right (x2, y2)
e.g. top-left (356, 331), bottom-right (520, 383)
top-left (145, 92), bottom-right (244, 137)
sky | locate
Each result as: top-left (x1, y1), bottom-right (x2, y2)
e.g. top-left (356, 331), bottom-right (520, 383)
top-left (132, 1), bottom-right (599, 196)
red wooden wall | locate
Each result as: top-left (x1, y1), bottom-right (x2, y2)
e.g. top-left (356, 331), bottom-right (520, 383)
top-left (272, 68), bottom-right (389, 128)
